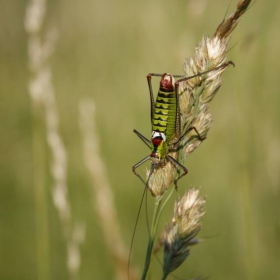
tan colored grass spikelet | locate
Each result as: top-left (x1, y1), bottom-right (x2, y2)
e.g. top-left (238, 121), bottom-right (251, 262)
top-left (161, 189), bottom-right (205, 277)
top-left (146, 154), bottom-right (177, 197)
top-left (184, 104), bottom-right (212, 156)
top-left (179, 37), bottom-right (232, 158)
top-left (179, 0), bottom-right (252, 159)
top-left (214, 0), bottom-right (252, 39)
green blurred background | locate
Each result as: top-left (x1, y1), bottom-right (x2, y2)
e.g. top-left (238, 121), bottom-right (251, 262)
top-left (1, 0), bottom-right (280, 279)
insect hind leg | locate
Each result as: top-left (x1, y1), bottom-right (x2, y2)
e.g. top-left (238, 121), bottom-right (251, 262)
top-left (175, 60), bottom-right (235, 87)
top-left (173, 125), bottom-right (206, 147)
top-left (172, 61), bottom-right (235, 146)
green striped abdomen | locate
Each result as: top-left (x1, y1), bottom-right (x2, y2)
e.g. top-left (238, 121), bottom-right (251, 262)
top-left (152, 89), bottom-right (177, 143)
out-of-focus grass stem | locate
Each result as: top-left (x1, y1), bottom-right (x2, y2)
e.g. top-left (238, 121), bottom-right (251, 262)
top-left (235, 59), bottom-right (255, 280)
top-left (25, 1), bottom-right (85, 279)
top-left (79, 98), bottom-right (138, 280)
top-left (25, 1), bottom-right (50, 279)
top-left (32, 102), bottom-right (50, 280)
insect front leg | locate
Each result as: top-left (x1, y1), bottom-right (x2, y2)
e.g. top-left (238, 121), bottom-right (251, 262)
top-left (167, 155), bottom-right (188, 190)
top-left (133, 129), bottom-right (151, 149)
top-left (132, 156), bottom-right (151, 186)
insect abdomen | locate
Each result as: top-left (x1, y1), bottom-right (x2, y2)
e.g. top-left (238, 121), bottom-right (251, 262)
top-left (152, 90), bottom-right (176, 142)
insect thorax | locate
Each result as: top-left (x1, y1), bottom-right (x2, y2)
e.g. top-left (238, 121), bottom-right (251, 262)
top-left (150, 131), bottom-right (168, 161)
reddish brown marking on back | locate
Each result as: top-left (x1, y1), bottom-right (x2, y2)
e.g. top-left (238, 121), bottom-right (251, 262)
top-left (160, 73), bottom-right (174, 91)
top-left (152, 138), bottom-right (162, 147)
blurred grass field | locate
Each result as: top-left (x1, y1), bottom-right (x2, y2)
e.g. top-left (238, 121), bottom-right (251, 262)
top-left (1, 0), bottom-right (280, 279)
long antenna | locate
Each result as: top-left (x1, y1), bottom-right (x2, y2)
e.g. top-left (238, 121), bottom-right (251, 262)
top-left (127, 165), bottom-right (155, 279)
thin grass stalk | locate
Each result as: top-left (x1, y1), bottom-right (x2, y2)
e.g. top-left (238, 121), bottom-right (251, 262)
top-left (141, 196), bottom-right (162, 280)
top-left (141, 184), bottom-right (176, 279)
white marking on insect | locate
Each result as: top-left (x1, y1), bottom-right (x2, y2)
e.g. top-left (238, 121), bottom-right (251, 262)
top-left (151, 131), bottom-right (166, 142)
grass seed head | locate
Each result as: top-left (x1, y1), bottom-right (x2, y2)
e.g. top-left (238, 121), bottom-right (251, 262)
top-left (161, 189), bottom-right (206, 275)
